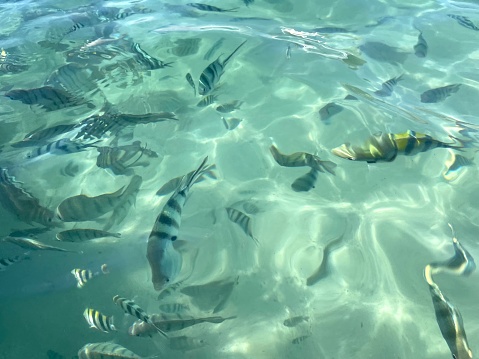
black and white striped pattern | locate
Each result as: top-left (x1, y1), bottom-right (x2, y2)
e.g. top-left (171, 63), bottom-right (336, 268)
top-left (78, 342), bottom-right (141, 359)
top-left (187, 3), bottom-right (239, 12)
top-left (83, 308), bottom-right (116, 333)
top-left (291, 168), bottom-right (318, 192)
top-left (196, 94), bottom-right (217, 107)
top-left (26, 138), bottom-right (94, 159)
top-left (185, 73), bottom-right (196, 96)
top-left (374, 75), bottom-right (403, 97)
top-left (131, 43), bottom-right (172, 70)
top-left (198, 40), bottom-right (246, 96)
top-left (56, 229), bottom-right (120, 242)
top-left (71, 269), bottom-right (94, 288)
top-left (420, 84), bottom-right (461, 103)
top-left (0, 254), bottom-right (26, 271)
top-left (5, 86), bottom-right (85, 111)
top-left (225, 207), bottom-right (258, 245)
top-left (448, 14), bottom-right (479, 31)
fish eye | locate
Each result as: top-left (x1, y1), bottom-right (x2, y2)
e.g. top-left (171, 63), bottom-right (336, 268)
top-left (171, 236), bottom-right (177, 241)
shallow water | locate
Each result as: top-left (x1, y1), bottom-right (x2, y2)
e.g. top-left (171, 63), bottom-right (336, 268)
top-left (0, 0), bottom-right (478, 358)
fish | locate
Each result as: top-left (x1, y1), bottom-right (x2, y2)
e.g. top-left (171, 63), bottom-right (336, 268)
top-left (225, 207), bottom-right (258, 245)
top-left (96, 141), bottom-right (156, 176)
top-left (169, 336), bottom-right (207, 351)
top-left (443, 153), bottom-right (474, 181)
top-left (156, 164), bottom-right (215, 196)
top-left (57, 186), bottom-right (125, 222)
top-left (0, 62), bottom-right (29, 74)
top-left (131, 43), bottom-right (172, 70)
top-left (172, 38), bottom-right (201, 57)
top-left (420, 84), bottom-right (461, 103)
top-left (0, 253), bottom-right (29, 271)
top-left (196, 94), bottom-right (217, 107)
top-left (331, 130), bottom-right (463, 163)
top-left (307, 234), bottom-right (345, 286)
top-left (5, 86), bottom-right (88, 111)
top-left (56, 229), bottom-right (121, 242)
top-left (283, 316), bottom-right (310, 327)
top-left (292, 335), bottom-right (310, 344)
top-left (222, 117), bottom-right (242, 130)
top-left (71, 268), bottom-right (95, 288)
top-left (83, 308), bottom-right (116, 333)
top-left (103, 175), bottom-right (143, 231)
top-left (3, 236), bottom-right (77, 253)
top-left (414, 31), bottom-right (428, 58)
top-left (113, 295), bottom-right (167, 337)
top-left (12, 124), bottom-right (77, 148)
top-left (0, 168), bottom-right (58, 227)
top-left (8, 227), bottom-right (50, 238)
top-left (448, 14), bottom-right (479, 31)
top-left (270, 145), bottom-right (337, 174)
top-left (198, 40), bottom-right (247, 96)
top-left (77, 342), bottom-right (141, 359)
top-left (216, 100), bottom-right (243, 113)
top-left (204, 38), bottom-right (225, 61)
top-left (158, 303), bottom-right (190, 314)
top-left (26, 138), bottom-right (98, 159)
top-left (147, 157), bottom-right (211, 290)
top-left (318, 102), bottom-right (343, 123)
top-left (374, 75), bottom-right (403, 97)
top-left (291, 168), bottom-right (319, 192)
top-left (187, 3), bottom-right (239, 12)
top-left (186, 73), bottom-right (196, 96)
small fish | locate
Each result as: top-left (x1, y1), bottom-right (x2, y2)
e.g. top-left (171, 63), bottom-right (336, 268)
top-left (292, 335), bottom-right (310, 344)
top-left (291, 168), bottom-right (318, 192)
top-left (159, 303), bottom-right (190, 314)
top-left (3, 236), bottom-right (77, 253)
top-left (169, 336), bottom-right (206, 351)
top-left (448, 14), bottom-right (479, 31)
top-left (172, 38), bottom-right (201, 57)
top-left (270, 145), bottom-right (337, 174)
top-left (96, 141), bottom-right (154, 176)
top-left (216, 100), bottom-right (243, 113)
top-left (332, 130), bottom-right (462, 163)
top-left (420, 84), bottom-right (461, 103)
top-left (318, 102), bottom-right (343, 123)
top-left (131, 43), bottom-right (172, 70)
top-left (156, 164), bottom-right (215, 196)
top-left (443, 153), bottom-right (474, 181)
top-left (56, 229), bottom-right (120, 242)
top-left (286, 44), bottom-right (292, 59)
top-left (187, 3), bottom-right (239, 12)
top-left (83, 308), bottom-right (116, 333)
top-left (283, 316), bottom-right (310, 327)
top-left (186, 73), bottom-right (196, 96)
top-left (414, 31), bottom-right (428, 58)
top-left (222, 117), bottom-right (242, 130)
top-left (374, 75), bottom-right (403, 97)
top-left (26, 138), bottom-right (97, 159)
top-left (77, 342), bottom-right (141, 359)
top-left (199, 40), bottom-right (247, 96)
top-left (5, 86), bottom-right (87, 111)
top-left (0, 253), bottom-right (28, 271)
top-left (307, 235), bottom-right (345, 286)
top-left (196, 94), bottom-right (217, 107)
top-left (225, 207), bottom-right (258, 244)
top-left (113, 295), bottom-right (168, 337)
top-left (71, 268), bottom-right (95, 288)
top-left (204, 38), bottom-right (225, 61)
top-left (12, 124), bottom-right (77, 148)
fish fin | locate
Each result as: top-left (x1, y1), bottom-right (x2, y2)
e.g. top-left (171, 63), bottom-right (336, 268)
top-left (179, 156), bottom-right (209, 193)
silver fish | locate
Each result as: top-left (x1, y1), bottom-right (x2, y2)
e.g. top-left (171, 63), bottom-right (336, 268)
top-left (187, 3), bottom-right (239, 12)
top-left (0, 253), bottom-right (28, 271)
top-left (196, 94), bottom-right (217, 107)
top-left (414, 31), bottom-right (428, 58)
top-left (57, 186), bottom-right (125, 222)
top-left (172, 38), bottom-right (201, 57)
top-left (319, 102), bottom-right (343, 123)
top-left (12, 124), bottom-right (77, 147)
top-left (26, 138), bottom-right (97, 159)
top-left (131, 42), bottom-right (172, 70)
top-left (71, 268), bottom-right (95, 288)
top-left (222, 117), bottom-right (242, 130)
top-left (225, 207), bottom-right (258, 245)
top-left (56, 229), bottom-right (120, 242)
top-left (77, 342), bottom-right (141, 359)
top-left (169, 336), bottom-right (207, 351)
top-left (216, 100), bottom-right (243, 113)
top-left (198, 40), bottom-right (247, 96)
top-left (5, 86), bottom-right (88, 111)
top-left (186, 73), bottom-right (196, 96)
top-left (3, 236), bottom-right (77, 253)
top-left (420, 84), bottom-right (461, 103)
top-left (96, 141), bottom-right (155, 176)
top-left (113, 295), bottom-right (167, 337)
top-left (204, 38), bottom-right (225, 61)
top-left (283, 316), bottom-right (310, 327)
top-left (448, 14), bottom-right (479, 31)
top-left (270, 145), bottom-right (337, 174)
top-left (374, 75), bottom-right (403, 97)
top-left (147, 157), bottom-right (211, 290)
top-left (83, 308), bottom-right (116, 333)
top-left (291, 168), bottom-right (318, 192)
top-left (158, 303), bottom-right (190, 314)
top-left (307, 234), bottom-right (345, 286)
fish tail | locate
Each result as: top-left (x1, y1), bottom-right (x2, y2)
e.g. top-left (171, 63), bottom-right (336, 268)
top-left (181, 156), bottom-right (209, 192)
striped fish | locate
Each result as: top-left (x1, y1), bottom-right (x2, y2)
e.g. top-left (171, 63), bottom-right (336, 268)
top-left (83, 308), bottom-right (116, 333)
top-left (318, 102), bottom-right (343, 123)
top-left (26, 138), bottom-right (97, 159)
top-left (5, 86), bottom-right (88, 111)
top-left (283, 316), bottom-right (309, 327)
top-left (222, 117), bottom-right (242, 130)
top-left (0, 62), bottom-right (29, 74)
top-left (374, 75), bottom-right (403, 97)
top-left (332, 130), bottom-right (463, 163)
top-left (420, 84), bottom-right (461, 103)
top-left (225, 207), bottom-right (258, 245)
top-left (186, 73), bottom-right (196, 96)
top-left (216, 100), bottom-right (243, 113)
top-left (0, 168), bottom-right (57, 227)
top-left (3, 236), bottom-right (77, 253)
top-left (196, 94), bottom-right (217, 107)
top-left (158, 303), bottom-right (190, 314)
top-left (57, 186), bottom-right (125, 222)
top-left (307, 234), bottom-right (345, 286)
top-left (414, 31), bottom-right (428, 58)
top-left (172, 38), bottom-right (201, 57)
top-left (156, 164), bottom-right (215, 196)
top-left (198, 40), bottom-right (247, 96)
top-left (270, 145), bottom-right (337, 174)
top-left (292, 335), bottom-right (310, 345)
top-left (77, 342), bottom-right (141, 359)
top-left (448, 14), bottom-right (479, 31)
top-left (291, 168), bottom-right (318, 192)
top-left (0, 253), bottom-right (28, 271)
top-left (169, 336), bottom-right (206, 351)
top-left (56, 229), bottom-right (120, 242)
top-left (96, 141), bottom-right (155, 176)
top-left (113, 295), bottom-right (167, 337)
top-left (131, 43), bottom-right (172, 70)
top-left (13, 124), bottom-right (77, 147)
top-left (204, 38), bottom-right (224, 60)
top-left (71, 268), bottom-right (95, 288)
top-left (147, 157), bottom-right (211, 291)
top-left (187, 3), bottom-right (239, 12)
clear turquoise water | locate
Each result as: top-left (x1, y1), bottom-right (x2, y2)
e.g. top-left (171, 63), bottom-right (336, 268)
top-left (0, 0), bottom-right (478, 358)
